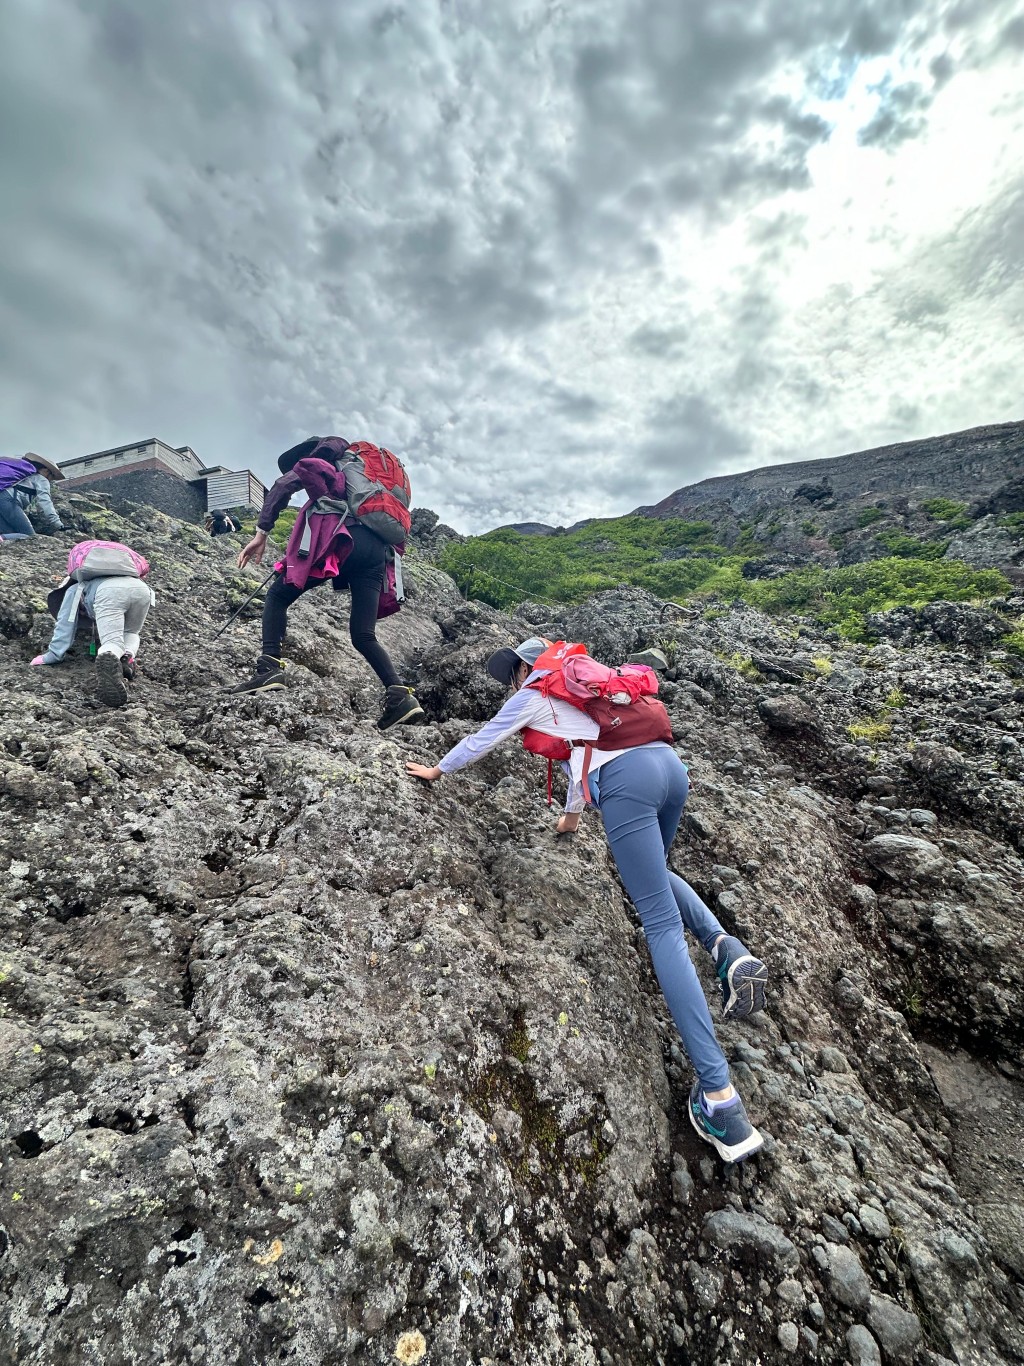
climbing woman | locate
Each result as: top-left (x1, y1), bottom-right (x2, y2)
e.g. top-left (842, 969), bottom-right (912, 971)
top-left (406, 636), bottom-right (769, 1163)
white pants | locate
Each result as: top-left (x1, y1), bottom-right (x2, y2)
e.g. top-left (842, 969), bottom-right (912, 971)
top-left (91, 578), bottom-right (153, 659)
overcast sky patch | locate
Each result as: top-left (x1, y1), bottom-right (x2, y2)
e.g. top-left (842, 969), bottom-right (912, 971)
top-left (1, 0), bottom-right (1022, 531)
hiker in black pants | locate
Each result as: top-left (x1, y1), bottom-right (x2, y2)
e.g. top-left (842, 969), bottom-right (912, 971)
top-left (259, 523), bottom-right (402, 688)
top-left (231, 437), bottom-right (423, 731)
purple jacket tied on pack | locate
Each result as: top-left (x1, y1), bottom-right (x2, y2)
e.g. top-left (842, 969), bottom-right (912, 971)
top-left (274, 456), bottom-right (404, 617)
top-left (277, 457), bottom-right (353, 591)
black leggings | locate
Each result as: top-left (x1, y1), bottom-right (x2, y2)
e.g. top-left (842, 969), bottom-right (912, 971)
top-left (261, 524), bottom-right (401, 688)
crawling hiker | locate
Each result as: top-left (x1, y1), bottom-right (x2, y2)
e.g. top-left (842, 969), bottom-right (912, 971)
top-left (406, 637), bottom-right (769, 1163)
top-left (31, 540), bottom-right (153, 708)
top-left (205, 509), bottom-right (239, 536)
top-left (232, 436), bottom-right (424, 731)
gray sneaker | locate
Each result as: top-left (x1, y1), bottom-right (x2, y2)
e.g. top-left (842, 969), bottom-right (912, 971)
top-left (688, 1081), bottom-right (763, 1163)
top-left (712, 935), bottom-right (768, 1020)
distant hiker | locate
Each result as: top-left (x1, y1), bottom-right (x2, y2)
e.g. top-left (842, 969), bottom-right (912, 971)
top-left (0, 453), bottom-right (65, 542)
top-left (205, 509), bottom-right (238, 537)
top-left (31, 540), bottom-right (153, 708)
top-left (232, 436), bottom-right (424, 731)
top-left (406, 637), bottom-right (769, 1163)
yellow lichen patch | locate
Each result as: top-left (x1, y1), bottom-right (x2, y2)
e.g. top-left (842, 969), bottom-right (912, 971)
top-left (252, 1237), bottom-right (284, 1266)
top-left (394, 1329), bottom-right (427, 1364)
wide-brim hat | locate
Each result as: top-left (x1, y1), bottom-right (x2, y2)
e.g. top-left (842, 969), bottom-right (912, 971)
top-left (24, 452), bottom-right (65, 481)
top-left (485, 637), bottom-right (550, 686)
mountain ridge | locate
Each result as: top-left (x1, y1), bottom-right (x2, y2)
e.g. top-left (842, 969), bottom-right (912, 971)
top-left (636, 419), bottom-right (1024, 518)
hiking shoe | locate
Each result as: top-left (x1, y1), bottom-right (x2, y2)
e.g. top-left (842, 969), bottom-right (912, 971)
top-left (95, 652), bottom-right (129, 708)
top-left (121, 654), bottom-right (137, 682)
top-left (688, 1082), bottom-right (763, 1163)
top-left (377, 685), bottom-right (425, 731)
top-left (230, 655), bottom-right (287, 695)
top-left (712, 935), bottom-right (769, 1020)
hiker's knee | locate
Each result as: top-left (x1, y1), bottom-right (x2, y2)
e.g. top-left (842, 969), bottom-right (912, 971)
top-left (350, 624), bottom-right (378, 656)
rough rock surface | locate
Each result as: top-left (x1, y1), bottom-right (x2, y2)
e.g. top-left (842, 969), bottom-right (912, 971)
top-left (2, 491), bottom-right (1024, 1365)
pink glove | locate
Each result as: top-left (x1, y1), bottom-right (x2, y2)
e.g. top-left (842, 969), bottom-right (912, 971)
top-left (30, 655), bottom-right (48, 667)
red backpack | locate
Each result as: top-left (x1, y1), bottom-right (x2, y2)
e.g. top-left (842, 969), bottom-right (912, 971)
top-left (335, 441), bottom-right (412, 549)
top-left (521, 640), bottom-right (674, 803)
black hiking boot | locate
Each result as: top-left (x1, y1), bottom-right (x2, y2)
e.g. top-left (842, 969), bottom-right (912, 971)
top-left (230, 654), bottom-right (287, 695)
top-left (121, 654), bottom-right (137, 682)
top-left (377, 685), bottom-right (425, 731)
top-left (95, 652), bottom-right (129, 708)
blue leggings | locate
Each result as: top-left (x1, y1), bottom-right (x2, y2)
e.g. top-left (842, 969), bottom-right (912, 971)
top-left (0, 490), bottom-right (35, 540)
top-left (596, 744), bottom-right (731, 1091)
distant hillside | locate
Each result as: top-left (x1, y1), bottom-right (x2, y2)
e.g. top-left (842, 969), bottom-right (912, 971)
top-left (496, 518), bottom-right (594, 536)
top-left (439, 420), bottom-right (1024, 637)
top-left (637, 419), bottom-right (1024, 518)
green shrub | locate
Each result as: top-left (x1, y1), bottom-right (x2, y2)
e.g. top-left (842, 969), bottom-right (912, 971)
top-left (828, 531), bottom-right (846, 550)
top-left (1003, 631), bottom-right (1024, 660)
top-left (877, 531), bottom-right (946, 561)
top-left (801, 520), bottom-right (818, 536)
top-left (441, 519), bottom-right (1010, 643)
top-left (440, 516), bottom-right (728, 610)
top-left (715, 651), bottom-right (760, 680)
top-left (856, 507), bottom-right (885, 527)
top-left (847, 718), bottom-right (892, 742)
top-left (811, 657), bottom-right (833, 676)
top-left (921, 497), bottom-right (970, 529)
top-left (742, 558), bottom-right (1008, 640)
top-left (999, 511), bottom-right (1024, 532)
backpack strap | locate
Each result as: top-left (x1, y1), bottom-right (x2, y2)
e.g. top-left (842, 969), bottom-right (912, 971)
top-left (581, 743), bottom-right (596, 807)
top-left (298, 497), bottom-right (350, 558)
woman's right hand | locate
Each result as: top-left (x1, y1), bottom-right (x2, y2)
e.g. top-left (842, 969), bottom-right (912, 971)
top-left (238, 530), bottom-right (268, 568)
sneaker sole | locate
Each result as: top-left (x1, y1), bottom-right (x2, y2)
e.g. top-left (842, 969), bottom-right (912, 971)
top-left (377, 705), bottom-right (426, 732)
top-left (723, 956), bottom-right (769, 1020)
top-left (688, 1100), bottom-right (764, 1163)
top-left (226, 679), bottom-right (288, 696)
top-left (95, 654), bottom-right (129, 708)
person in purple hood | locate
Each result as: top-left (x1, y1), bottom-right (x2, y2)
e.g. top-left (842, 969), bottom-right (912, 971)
top-left (231, 436), bottom-right (424, 731)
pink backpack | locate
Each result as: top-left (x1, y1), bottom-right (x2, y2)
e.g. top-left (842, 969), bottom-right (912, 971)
top-left (559, 654), bottom-right (658, 703)
top-left (521, 641), bottom-right (672, 804)
top-left (67, 540), bottom-right (149, 582)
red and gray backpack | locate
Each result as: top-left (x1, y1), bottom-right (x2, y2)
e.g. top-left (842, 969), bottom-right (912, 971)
top-left (306, 437), bottom-right (412, 549)
top-left (521, 640), bottom-right (674, 803)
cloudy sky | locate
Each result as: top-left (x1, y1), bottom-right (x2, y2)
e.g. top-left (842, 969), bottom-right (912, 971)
top-left (2, 0), bottom-right (1022, 532)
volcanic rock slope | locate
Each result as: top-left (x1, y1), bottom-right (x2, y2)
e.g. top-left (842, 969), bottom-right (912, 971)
top-left (2, 492), bottom-right (1023, 1366)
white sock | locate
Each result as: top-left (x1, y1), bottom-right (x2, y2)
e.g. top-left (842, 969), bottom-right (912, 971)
top-left (702, 1090), bottom-right (737, 1113)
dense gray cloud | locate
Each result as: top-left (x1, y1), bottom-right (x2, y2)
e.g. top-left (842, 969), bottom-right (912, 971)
top-left (1, 0), bottom-right (1022, 531)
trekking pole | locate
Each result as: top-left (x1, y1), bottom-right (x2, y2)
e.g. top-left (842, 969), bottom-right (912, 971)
top-left (212, 567), bottom-right (277, 640)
